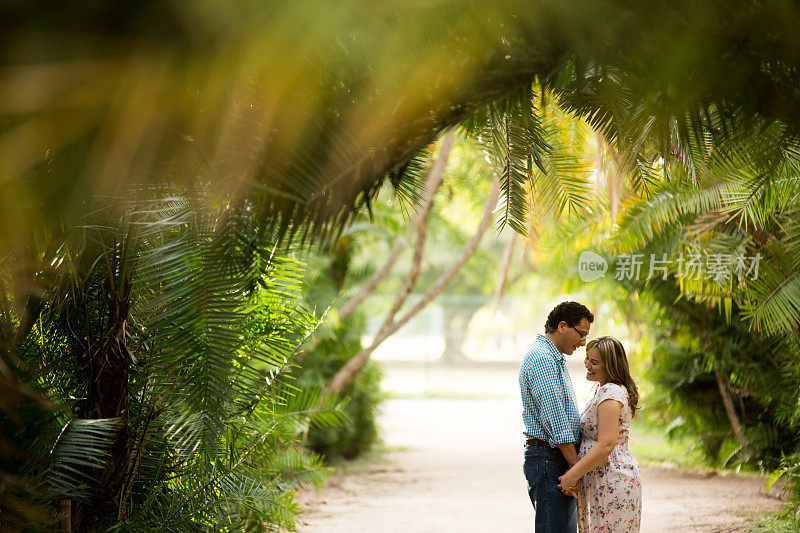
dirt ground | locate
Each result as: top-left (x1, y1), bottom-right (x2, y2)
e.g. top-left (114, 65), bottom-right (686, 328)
top-left (298, 362), bottom-right (784, 533)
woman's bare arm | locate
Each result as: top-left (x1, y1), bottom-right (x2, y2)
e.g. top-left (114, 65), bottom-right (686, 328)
top-left (557, 399), bottom-right (622, 490)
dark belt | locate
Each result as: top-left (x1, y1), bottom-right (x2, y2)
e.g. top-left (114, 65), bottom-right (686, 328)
top-left (525, 438), bottom-right (552, 448)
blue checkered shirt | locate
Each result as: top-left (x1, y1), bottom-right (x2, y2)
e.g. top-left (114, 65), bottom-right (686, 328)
top-left (519, 334), bottom-right (581, 446)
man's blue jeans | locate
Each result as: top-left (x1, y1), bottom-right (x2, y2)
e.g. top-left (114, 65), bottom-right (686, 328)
top-left (523, 444), bottom-right (577, 532)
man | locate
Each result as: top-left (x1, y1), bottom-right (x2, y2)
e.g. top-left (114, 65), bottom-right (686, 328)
top-left (519, 301), bottom-right (594, 532)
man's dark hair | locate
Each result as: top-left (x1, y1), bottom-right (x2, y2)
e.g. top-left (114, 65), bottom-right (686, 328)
top-left (544, 301), bottom-right (594, 333)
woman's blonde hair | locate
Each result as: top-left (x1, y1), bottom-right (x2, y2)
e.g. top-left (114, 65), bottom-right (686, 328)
top-left (585, 336), bottom-right (640, 417)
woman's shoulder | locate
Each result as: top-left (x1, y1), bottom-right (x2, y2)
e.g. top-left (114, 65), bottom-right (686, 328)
top-left (598, 382), bottom-right (628, 400)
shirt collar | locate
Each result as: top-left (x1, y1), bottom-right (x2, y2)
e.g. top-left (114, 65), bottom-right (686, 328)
top-left (537, 333), bottom-right (565, 363)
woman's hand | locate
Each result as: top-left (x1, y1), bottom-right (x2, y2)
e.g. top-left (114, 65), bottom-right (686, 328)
top-left (558, 470), bottom-right (580, 498)
top-left (561, 483), bottom-right (579, 498)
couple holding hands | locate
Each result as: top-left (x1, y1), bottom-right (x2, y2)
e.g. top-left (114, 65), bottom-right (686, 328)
top-left (520, 301), bottom-right (642, 532)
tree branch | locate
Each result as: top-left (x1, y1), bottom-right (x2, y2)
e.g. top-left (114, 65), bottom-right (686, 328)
top-left (491, 231), bottom-right (516, 308)
top-left (325, 173), bottom-right (500, 394)
top-left (337, 127), bottom-right (456, 323)
top-left (377, 128), bottom-right (455, 328)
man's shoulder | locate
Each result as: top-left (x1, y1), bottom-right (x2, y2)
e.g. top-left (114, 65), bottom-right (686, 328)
top-left (521, 339), bottom-right (558, 372)
top-left (523, 335), bottom-right (555, 358)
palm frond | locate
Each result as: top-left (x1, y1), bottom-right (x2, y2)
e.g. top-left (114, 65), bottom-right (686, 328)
top-left (48, 418), bottom-right (122, 501)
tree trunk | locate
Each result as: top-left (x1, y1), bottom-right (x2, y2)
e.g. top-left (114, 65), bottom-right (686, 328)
top-left (441, 304), bottom-right (480, 363)
top-left (326, 174), bottom-right (500, 394)
top-left (713, 367), bottom-right (749, 453)
top-left (338, 128), bottom-right (455, 323)
top-left (298, 128), bottom-right (456, 363)
top-left (491, 232), bottom-right (516, 307)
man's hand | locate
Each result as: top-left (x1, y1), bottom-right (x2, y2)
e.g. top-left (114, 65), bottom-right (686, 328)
top-left (558, 470), bottom-right (580, 498)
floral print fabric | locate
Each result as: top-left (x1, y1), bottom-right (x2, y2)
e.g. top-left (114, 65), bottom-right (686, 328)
top-left (577, 383), bottom-right (642, 532)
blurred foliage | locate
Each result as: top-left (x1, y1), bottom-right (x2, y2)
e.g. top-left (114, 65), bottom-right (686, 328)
top-left (6, 1), bottom-right (800, 252)
top-left (303, 355), bottom-right (383, 462)
top-left (297, 250), bottom-right (383, 461)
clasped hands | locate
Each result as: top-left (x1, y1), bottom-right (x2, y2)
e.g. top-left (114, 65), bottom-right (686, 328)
top-left (557, 471), bottom-right (580, 498)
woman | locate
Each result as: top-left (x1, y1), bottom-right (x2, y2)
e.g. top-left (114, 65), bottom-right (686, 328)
top-left (557, 336), bottom-right (642, 532)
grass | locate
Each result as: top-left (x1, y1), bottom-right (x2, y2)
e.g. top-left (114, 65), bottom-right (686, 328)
top-left (629, 418), bottom-right (710, 470)
top-left (750, 512), bottom-right (800, 532)
top-left (629, 418), bottom-right (798, 532)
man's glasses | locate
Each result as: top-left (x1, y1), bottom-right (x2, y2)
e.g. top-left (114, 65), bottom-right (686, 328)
top-left (571, 325), bottom-right (589, 341)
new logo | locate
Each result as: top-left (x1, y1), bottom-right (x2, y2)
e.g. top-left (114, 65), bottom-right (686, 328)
top-left (578, 251), bottom-right (608, 282)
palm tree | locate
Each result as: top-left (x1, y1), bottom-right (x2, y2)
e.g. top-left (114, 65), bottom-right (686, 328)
top-left (7, 194), bottom-right (346, 531)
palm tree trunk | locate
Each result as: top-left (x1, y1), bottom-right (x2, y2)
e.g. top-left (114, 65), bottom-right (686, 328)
top-left (60, 499), bottom-right (71, 533)
top-left (326, 174), bottom-right (500, 394)
top-left (80, 274), bottom-right (134, 525)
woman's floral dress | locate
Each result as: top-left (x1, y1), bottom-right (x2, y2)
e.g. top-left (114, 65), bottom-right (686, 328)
top-left (577, 383), bottom-right (642, 532)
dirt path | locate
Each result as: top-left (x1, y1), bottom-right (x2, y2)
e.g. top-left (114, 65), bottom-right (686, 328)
top-left (299, 362), bottom-right (783, 532)
top-left (299, 397), bottom-right (782, 533)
